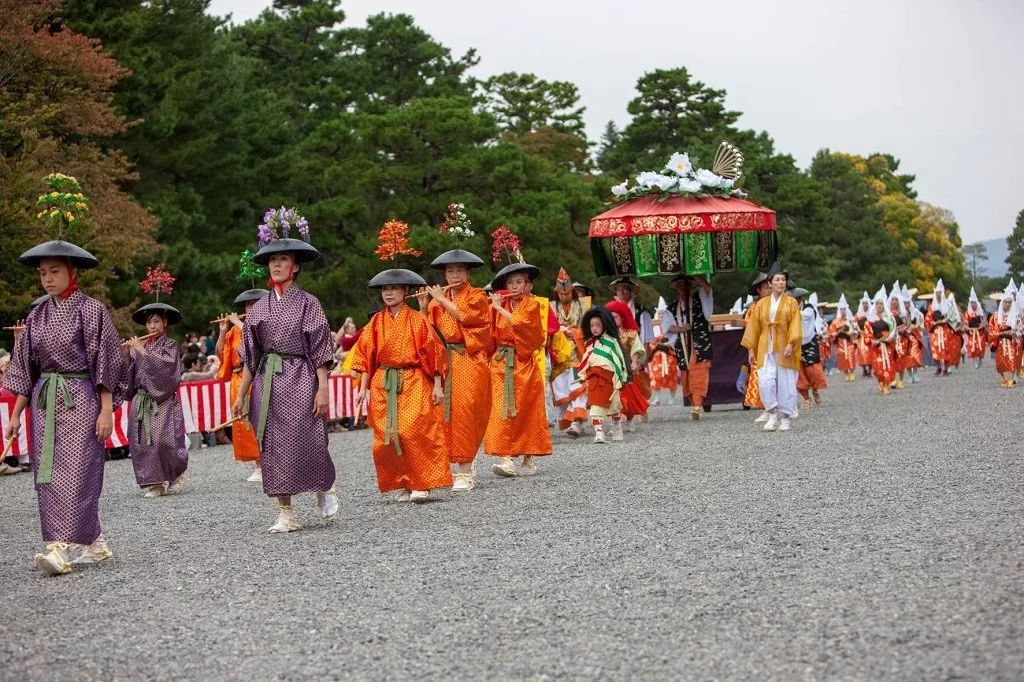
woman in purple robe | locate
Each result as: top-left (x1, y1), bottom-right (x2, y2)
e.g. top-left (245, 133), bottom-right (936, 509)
top-left (3, 240), bottom-right (123, 576)
top-left (231, 215), bottom-right (338, 533)
top-left (122, 302), bottom-right (188, 497)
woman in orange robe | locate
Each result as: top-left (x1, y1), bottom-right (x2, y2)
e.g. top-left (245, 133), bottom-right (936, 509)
top-left (485, 262), bottom-right (552, 478)
top-left (829, 297), bottom-right (858, 381)
top-left (215, 288), bottom-right (266, 481)
top-left (988, 295), bottom-right (1021, 388)
top-left (964, 293), bottom-right (987, 368)
top-left (352, 269), bottom-right (452, 503)
top-left (422, 249), bottom-right (491, 492)
top-left (864, 297), bottom-right (897, 394)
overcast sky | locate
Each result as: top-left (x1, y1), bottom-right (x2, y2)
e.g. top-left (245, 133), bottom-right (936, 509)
top-left (208, 0), bottom-right (1023, 244)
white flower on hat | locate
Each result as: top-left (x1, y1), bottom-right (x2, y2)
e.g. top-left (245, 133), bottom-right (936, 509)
top-left (665, 152), bottom-right (692, 176)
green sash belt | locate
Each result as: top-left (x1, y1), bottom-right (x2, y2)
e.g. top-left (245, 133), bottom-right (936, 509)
top-left (135, 389), bottom-right (159, 446)
top-left (443, 342), bottom-right (466, 423)
top-left (257, 352), bottom-right (302, 445)
top-left (382, 366), bottom-right (405, 455)
top-left (495, 345), bottom-right (517, 419)
top-left (36, 372), bottom-right (89, 485)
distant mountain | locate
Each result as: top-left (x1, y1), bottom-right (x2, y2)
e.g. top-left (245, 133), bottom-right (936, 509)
top-left (967, 237), bottom-right (1009, 277)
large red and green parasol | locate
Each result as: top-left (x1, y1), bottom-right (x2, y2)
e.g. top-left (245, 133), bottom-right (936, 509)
top-left (589, 144), bottom-right (778, 277)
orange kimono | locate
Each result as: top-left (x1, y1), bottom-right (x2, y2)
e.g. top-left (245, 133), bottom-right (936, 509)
top-left (964, 312), bottom-right (987, 360)
top-left (351, 305), bottom-right (453, 493)
top-left (217, 325), bottom-right (260, 462)
top-left (829, 317), bottom-right (858, 373)
top-left (864, 319), bottom-right (897, 385)
top-left (855, 315), bottom-right (872, 368)
top-left (742, 305), bottom-right (763, 408)
top-left (924, 308), bottom-right (957, 365)
top-left (649, 347), bottom-right (679, 391)
top-left (485, 296), bottom-right (552, 457)
top-left (426, 285), bottom-right (491, 465)
top-left (988, 316), bottom-right (1021, 374)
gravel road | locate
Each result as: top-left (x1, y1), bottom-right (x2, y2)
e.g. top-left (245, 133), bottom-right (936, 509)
top-left (1, 366), bottom-right (1021, 680)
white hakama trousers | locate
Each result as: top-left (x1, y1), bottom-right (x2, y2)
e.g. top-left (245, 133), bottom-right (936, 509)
top-left (757, 353), bottom-right (798, 417)
top-left (551, 370), bottom-right (587, 421)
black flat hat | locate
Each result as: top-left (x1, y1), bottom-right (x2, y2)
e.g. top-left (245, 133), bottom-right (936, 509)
top-left (790, 287), bottom-right (810, 299)
top-left (766, 259), bottom-right (789, 282)
top-left (19, 240), bottom-right (98, 270)
top-left (253, 238), bottom-right (320, 265)
top-left (491, 262), bottom-right (540, 291)
top-left (132, 302), bottom-right (182, 326)
top-left (368, 268), bottom-right (426, 289)
top-left (748, 271), bottom-right (769, 296)
top-left (430, 249), bottom-right (485, 269)
top-left (607, 276), bottom-right (639, 292)
top-left (233, 288), bottom-right (268, 307)
top-left (572, 281), bottom-right (595, 298)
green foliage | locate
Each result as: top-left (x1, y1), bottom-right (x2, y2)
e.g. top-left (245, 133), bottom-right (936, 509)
top-left (1007, 209), bottom-right (1024, 281)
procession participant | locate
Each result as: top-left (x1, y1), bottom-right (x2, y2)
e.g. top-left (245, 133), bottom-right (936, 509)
top-left (744, 272), bottom-right (769, 421)
top-left (216, 285), bottom-right (267, 482)
top-left (231, 208), bottom-right (338, 533)
top-left (604, 300), bottom-right (649, 430)
top-left (422, 248), bottom-right (490, 491)
top-left (925, 279), bottom-right (954, 376)
top-left (900, 286), bottom-right (925, 384)
top-left (812, 294), bottom-right (833, 373)
top-left (864, 287), bottom-right (897, 394)
top-left (4, 234), bottom-right (123, 575)
top-left (578, 306), bottom-right (627, 444)
top-left (648, 342), bottom-right (679, 406)
top-left (740, 261), bottom-right (802, 432)
top-left (354, 268), bottom-right (452, 501)
top-left (659, 275), bottom-right (714, 421)
top-left (794, 288), bottom-right (827, 407)
top-left (830, 294), bottom-right (859, 382)
top-left (855, 292), bottom-right (874, 376)
top-left (887, 286), bottom-right (909, 390)
top-left (609, 276), bottom-right (655, 346)
top-left (573, 281), bottom-right (595, 305)
top-left (549, 267), bottom-right (590, 437)
top-left (946, 292), bottom-right (966, 371)
top-left (123, 279), bottom-right (188, 498)
top-left (988, 290), bottom-right (1020, 388)
top-left (485, 257), bottom-right (552, 478)
top-left (964, 287), bottom-right (987, 368)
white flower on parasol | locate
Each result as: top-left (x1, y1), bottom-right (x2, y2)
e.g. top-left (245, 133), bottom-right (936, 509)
top-left (665, 152), bottom-right (692, 176)
top-left (611, 180), bottom-right (630, 197)
top-left (676, 176), bottom-right (702, 193)
top-left (636, 171), bottom-right (676, 192)
top-left (695, 168), bottom-right (727, 188)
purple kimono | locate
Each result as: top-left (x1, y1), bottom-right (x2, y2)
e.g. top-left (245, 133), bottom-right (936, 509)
top-left (4, 291), bottom-right (123, 545)
top-left (123, 334), bottom-right (188, 487)
top-left (242, 286), bottom-right (335, 496)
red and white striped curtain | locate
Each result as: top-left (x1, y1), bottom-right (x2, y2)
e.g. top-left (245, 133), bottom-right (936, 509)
top-left (0, 375), bottom-right (361, 453)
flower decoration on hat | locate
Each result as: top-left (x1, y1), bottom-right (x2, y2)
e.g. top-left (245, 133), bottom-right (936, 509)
top-left (257, 206), bottom-right (310, 246)
top-left (237, 248), bottom-right (268, 286)
top-left (35, 173), bottom-right (89, 238)
top-left (140, 263), bottom-right (175, 302)
top-left (375, 219), bottom-right (422, 262)
top-left (490, 225), bottom-right (523, 264)
top-left (438, 203), bottom-right (475, 240)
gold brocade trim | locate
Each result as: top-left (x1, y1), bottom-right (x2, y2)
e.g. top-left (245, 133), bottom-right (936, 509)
top-left (612, 238), bottom-right (633, 273)
top-left (590, 211), bottom-right (772, 237)
top-left (658, 234), bottom-right (682, 273)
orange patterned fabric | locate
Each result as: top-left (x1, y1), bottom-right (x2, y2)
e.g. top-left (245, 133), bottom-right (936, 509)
top-left (351, 305), bottom-right (453, 493)
top-left (988, 317), bottom-right (1021, 373)
top-left (217, 325), bottom-right (260, 462)
top-left (964, 313), bottom-right (987, 360)
top-left (864, 322), bottom-right (896, 385)
top-left (901, 327), bottom-right (924, 370)
top-left (797, 363), bottom-right (827, 398)
top-left (743, 306), bottom-right (763, 408)
top-left (925, 308), bottom-right (960, 365)
top-left (585, 366), bottom-right (615, 409)
top-left (829, 318), bottom-right (858, 373)
top-left (649, 348), bottom-right (679, 390)
top-left (427, 285), bottom-right (491, 464)
top-left (484, 296), bottom-right (552, 457)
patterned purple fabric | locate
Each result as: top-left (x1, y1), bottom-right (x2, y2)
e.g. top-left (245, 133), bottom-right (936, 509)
top-left (123, 334), bottom-right (188, 487)
top-left (4, 291), bottom-right (123, 545)
top-left (242, 286), bottom-right (336, 496)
